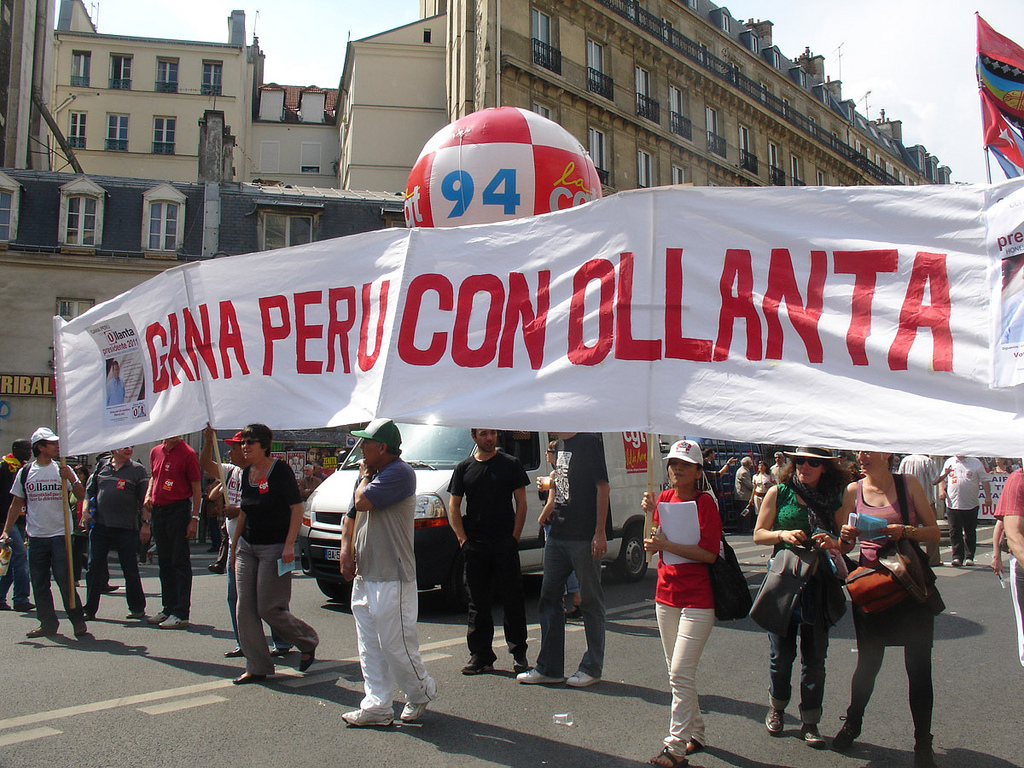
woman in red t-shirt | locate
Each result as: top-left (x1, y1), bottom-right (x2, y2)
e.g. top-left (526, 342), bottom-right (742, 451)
top-left (641, 440), bottom-right (722, 767)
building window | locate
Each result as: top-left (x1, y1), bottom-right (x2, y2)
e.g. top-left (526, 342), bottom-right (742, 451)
top-left (202, 61), bottom-right (223, 96)
top-left (71, 51), bottom-right (91, 87)
top-left (816, 169), bottom-right (826, 186)
top-left (669, 86), bottom-right (690, 139)
top-left (69, 112), bottom-right (87, 149)
top-left (791, 154), bottom-right (804, 185)
top-left (106, 115), bottom-right (129, 151)
top-left (153, 117), bottom-right (176, 154)
top-left (635, 66), bottom-right (659, 123)
top-left (739, 124), bottom-right (757, 173)
top-left (156, 58), bottom-right (179, 93)
top-left (589, 127), bottom-right (607, 182)
top-left (142, 183), bottom-right (186, 252)
top-left (0, 172), bottom-right (19, 242)
top-left (637, 150), bottom-right (652, 188)
top-left (671, 166), bottom-right (685, 185)
top-left (59, 176), bottom-right (105, 248)
top-left (300, 142), bottom-right (322, 174)
top-left (768, 142), bottom-right (785, 185)
top-left (706, 106), bottom-right (725, 158)
top-left (109, 54), bottom-right (132, 89)
top-left (532, 102), bottom-right (551, 119)
top-left (423, 28), bottom-right (431, 43)
top-left (260, 211), bottom-right (317, 251)
top-left (531, 9), bottom-right (560, 74)
top-left (57, 298), bottom-right (95, 321)
top-left (587, 39), bottom-right (613, 99)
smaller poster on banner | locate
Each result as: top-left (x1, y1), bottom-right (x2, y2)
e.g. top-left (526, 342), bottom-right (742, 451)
top-left (622, 432), bottom-right (649, 475)
top-left (990, 185), bottom-right (1024, 386)
top-left (87, 313), bottom-right (148, 426)
top-left (287, 451), bottom-right (305, 478)
top-left (271, 451), bottom-right (287, 463)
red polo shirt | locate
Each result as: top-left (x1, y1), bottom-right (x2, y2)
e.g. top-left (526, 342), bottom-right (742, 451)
top-left (149, 440), bottom-right (200, 506)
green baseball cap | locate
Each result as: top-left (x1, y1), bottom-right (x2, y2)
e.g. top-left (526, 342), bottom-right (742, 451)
top-left (352, 418), bottom-right (402, 455)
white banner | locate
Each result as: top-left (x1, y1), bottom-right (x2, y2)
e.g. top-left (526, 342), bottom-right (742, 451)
top-left (55, 182), bottom-right (1024, 456)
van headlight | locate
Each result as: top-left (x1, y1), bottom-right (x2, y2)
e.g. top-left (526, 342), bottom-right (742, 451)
top-left (414, 493), bottom-right (448, 529)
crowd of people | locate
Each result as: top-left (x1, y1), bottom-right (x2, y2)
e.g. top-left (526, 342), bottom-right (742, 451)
top-left (2, 426), bottom-right (1023, 768)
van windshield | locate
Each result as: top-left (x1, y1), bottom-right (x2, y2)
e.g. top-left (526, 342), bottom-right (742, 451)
top-left (341, 424), bottom-right (476, 470)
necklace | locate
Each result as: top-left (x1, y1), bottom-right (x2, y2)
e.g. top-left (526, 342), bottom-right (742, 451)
top-left (865, 472), bottom-right (893, 497)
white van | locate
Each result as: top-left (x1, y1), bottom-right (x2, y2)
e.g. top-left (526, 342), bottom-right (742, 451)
top-left (298, 426), bottom-right (659, 608)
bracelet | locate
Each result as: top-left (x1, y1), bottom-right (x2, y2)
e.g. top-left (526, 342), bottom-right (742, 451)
top-left (142, 521), bottom-right (150, 525)
top-left (191, 515), bottom-right (200, 520)
top-left (903, 525), bottom-right (916, 540)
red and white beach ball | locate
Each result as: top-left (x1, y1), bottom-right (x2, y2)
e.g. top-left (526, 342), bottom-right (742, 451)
top-left (404, 107), bottom-right (602, 228)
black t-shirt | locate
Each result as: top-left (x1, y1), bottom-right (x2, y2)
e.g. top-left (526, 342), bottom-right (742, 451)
top-left (240, 459), bottom-right (302, 546)
top-left (448, 451), bottom-right (529, 543)
top-left (549, 433), bottom-right (609, 541)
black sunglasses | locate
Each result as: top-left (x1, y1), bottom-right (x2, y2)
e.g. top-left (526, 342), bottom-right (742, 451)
top-left (794, 457), bottom-right (824, 468)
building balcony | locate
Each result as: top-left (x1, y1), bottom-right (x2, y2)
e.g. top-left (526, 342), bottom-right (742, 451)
top-left (532, 39), bottom-right (562, 75)
top-left (670, 111), bottom-right (692, 140)
top-left (155, 80), bottom-right (178, 93)
top-left (109, 78), bottom-right (131, 90)
top-left (740, 149), bottom-right (758, 174)
top-left (587, 68), bottom-right (614, 100)
top-left (792, 177), bottom-right (806, 186)
top-left (596, 167), bottom-right (610, 185)
top-left (201, 83), bottom-right (223, 96)
top-left (707, 131), bottom-right (726, 158)
top-left (636, 94), bottom-right (660, 123)
top-left (68, 136), bottom-right (86, 149)
top-left (105, 138), bottom-right (128, 151)
top-left (70, 75), bottom-right (89, 87)
top-left (770, 166), bottom-right (787, 186)
top-left (152, 141), bottom-right (175, 155)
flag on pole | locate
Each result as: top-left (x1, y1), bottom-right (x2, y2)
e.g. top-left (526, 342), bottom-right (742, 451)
top-left (977, 14), bottom-right (1024, 123)
top-left (981, 88), bottom-right (1024, 178)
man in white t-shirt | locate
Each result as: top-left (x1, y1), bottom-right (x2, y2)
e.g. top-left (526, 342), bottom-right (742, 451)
top-left (939, 455), bottom-right (992, 567)
top-left (1, 427), bottom-right (88, 638)
top-left (898, 454), bottom-right (943, 566)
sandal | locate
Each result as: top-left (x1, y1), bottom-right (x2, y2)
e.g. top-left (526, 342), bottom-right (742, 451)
top-left (649, 747), bottom-right (687, 767)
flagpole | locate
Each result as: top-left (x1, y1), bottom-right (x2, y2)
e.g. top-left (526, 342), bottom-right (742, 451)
top-left (985, 147), bottom-right (992, 184)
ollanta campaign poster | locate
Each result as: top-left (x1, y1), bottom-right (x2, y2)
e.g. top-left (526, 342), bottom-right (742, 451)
top-left (54, 180), bottom-right (1024, 457)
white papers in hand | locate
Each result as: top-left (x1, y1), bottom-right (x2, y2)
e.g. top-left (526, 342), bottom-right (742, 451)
top-left (658, 500), bottom-right (702, 565)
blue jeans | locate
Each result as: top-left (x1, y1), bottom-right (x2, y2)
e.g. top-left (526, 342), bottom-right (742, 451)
top-left (151, 501), bottom-right (192, 619)
top-left (0, 525), bottom-right (31, 604)
top-left (536, 537), bottom-right (605, 678)
top-left (768, 615), bottom-right (829, 723)
top-left (29, 535), bottom-right (86, 630)
top-left (85, 523), bottom-right (145, 616)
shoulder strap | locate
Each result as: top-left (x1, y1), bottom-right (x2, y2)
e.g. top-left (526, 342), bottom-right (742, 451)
top-left (892, 473), bottom-right (910, 525)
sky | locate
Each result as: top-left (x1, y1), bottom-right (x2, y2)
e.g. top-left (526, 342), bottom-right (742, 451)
top-left (68, 0), bottom-right (1020, 184)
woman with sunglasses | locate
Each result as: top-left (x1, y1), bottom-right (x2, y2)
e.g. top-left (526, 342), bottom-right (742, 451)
top-left (753, 447), bottom-right (851, 748)
top-left (832, 450), bottom-right (941, 768)
top-left (641, 440), bottom-right (721, 767)
top-left (230, 424), bottom-right (319, 684)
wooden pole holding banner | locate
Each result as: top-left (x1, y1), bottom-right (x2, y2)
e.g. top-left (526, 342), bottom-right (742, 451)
top-left (645, 433), bottom-right (657, 564)
top-left (59, 457), bottom-right (76, 610)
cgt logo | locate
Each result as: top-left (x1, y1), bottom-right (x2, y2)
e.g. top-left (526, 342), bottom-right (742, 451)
top-left (549, 162), bottom-right (596, 211)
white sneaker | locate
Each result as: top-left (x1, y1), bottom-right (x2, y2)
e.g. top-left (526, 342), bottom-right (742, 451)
top-left (965, 558), bottom-right (975, 566)
top-left (566, 671), bottom-right (601, 688)
top-left (147, 612), bottom-right (168, 625)
top-left (159, 614), bottom-right (189, 629)
top-left (342, 709), bottom-right (394, 727)
top-left (400, 701), bottom-right (429, 722)
top-left (516, 668), bottom-right (565, 685)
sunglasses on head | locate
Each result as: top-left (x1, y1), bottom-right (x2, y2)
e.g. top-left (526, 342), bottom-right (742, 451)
top-left (794, 457), bottom-right (824, 468)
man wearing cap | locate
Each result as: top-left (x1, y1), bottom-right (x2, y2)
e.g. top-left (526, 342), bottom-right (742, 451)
top-left (339, 419), bottom-right (437, 727)
top-left (144, 435), bottom-right (202, 629)
top-left (447, 428), bottom-right (531, 676)
top-left (81, 447), bottom-right (149, 621)
top-left (519, 431), bottom-right (610, 688)
top-left (1, 427), bottom-right (88, 638)
top-left (0, 439), bottom-right (34, 612)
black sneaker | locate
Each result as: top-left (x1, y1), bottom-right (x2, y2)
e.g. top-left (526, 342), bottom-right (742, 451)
top-left (14, 601), bottom-right (35, 611)
top-left (512, 655), bottom-right (530, 674)
top-left (801, 724), bottom-right (826, 749)
top-left (765, 708), bottom-right (784, 736)
top-left (461, 658), bottom-right (494, 676)
top-left (833, 718), bottom-right (861, 752)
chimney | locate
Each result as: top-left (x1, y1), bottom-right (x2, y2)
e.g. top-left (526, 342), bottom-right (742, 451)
top-left (824, 78), bottom-right (843, 102)
top-left (876, 116), bottom-right (903, 142)
top-left (228, 10), bottom-right (245, 46)
top-left (198, 110), bottom-right (236, 183)
top-left (745, 19), bottom-right (772, 48)
top-left (796, 47), bottom-right (826, 81)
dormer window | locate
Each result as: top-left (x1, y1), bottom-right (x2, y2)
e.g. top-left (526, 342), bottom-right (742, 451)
top-left (0, 171), bottom-right (21, 243)
top-left (142, 183), bottom-right (186, 254)
top-left (59, 176), bottom-right (105, 249)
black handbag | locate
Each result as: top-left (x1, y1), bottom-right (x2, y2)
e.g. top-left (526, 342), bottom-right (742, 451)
top-left (748, 545), bottom-right (819, 634)
top-left (708, 535), bottom-right (753, 621)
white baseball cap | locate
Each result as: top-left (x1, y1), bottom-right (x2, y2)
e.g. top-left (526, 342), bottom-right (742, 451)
top-left (31, 426), bottom-right (58, 445)
top-left (665, 439), bottom-right (703, 465)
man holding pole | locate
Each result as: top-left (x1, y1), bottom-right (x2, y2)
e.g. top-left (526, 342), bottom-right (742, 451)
top-left (1, 427), bottom-right (88, 638)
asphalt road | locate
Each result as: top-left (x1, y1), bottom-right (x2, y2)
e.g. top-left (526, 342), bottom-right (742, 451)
top-left (1, 532), bottom-right (1021, 768)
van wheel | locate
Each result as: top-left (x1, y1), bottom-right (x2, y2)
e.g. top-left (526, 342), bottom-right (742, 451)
top-left (441, 549), bottom-right (469, 612)
top-left (612, 524), bottom-right (648, 582)
top-left (317, 578), bottom-right (352, 605)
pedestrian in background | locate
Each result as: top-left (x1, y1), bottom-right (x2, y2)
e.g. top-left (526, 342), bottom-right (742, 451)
top-left (938, 455), bottom-right (991, 567)
top-left (0, 439), bottom-right (34, 613)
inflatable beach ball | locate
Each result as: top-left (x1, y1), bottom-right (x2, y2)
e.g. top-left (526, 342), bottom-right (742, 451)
top-left (404, 107), bottom-right (603, 228)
